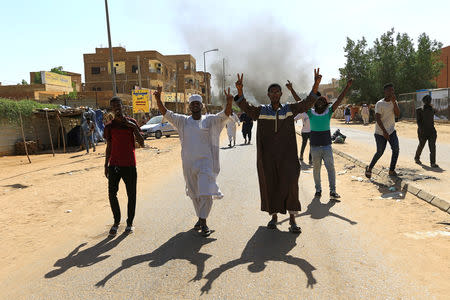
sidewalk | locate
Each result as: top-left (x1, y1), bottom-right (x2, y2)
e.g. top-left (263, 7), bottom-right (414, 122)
top-left (295, 119), bottom-right (450, 213)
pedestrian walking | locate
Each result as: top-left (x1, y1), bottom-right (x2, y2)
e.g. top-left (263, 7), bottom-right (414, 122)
top-left (361, 104), bottom-right (370, 125)
top-left (104, 96), bottom-right (145, 236)
top-left (307, 79), bottom-right (353, 199)
top-left (239, 112), bottom-right (253, 144)
top-left (294, 113), bottom-right (312, 164)
top-left (154, 86), bottom-right (233, 237)
top-left (344, 105), bottom-right (351, 124)
top-left (226, 112), bottom-right (240, 147)
top-left (234, 69), bottom-right (322, 233)
top-left (415, 95), bottom-right (439, 168)
top-left (81, 116), bottom-right (96, 154)
top-left (365, 83), bottom-right (401, 178)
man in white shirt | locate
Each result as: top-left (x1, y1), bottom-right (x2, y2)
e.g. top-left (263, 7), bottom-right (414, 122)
top-left (226, 112), bottom-right (240, 147)
top-left (365, 83), bottom-right (400, 178)
top-left (361, 104), bottom-right (370, 125)
top-left (154, 86), bottom-right (233, 237)
top-left (294, 112), bottom-right (312, 164)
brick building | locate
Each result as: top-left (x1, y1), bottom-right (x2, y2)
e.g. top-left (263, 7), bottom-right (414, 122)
top-left (318, 78), bottom-right (340, 100)
top-left (436, 45), bottom-right (450, 88)
top-left (83, 47), bottom-right (211, 103)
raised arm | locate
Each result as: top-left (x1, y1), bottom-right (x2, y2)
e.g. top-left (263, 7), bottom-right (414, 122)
top-left (290, 68), bottom-right (322, 115)
top-left (286, 80), bottom-right (302, 102)
top-left (392, 95), bottom-right (400, 117)
top-left (234, 73), bottom-right (261, 120)
top-left (224, 87), bottom-right (233, 117)
top-left (332, 78), bottom-right (353, 112)
top-left (153, 86), bottom-right (167, 115)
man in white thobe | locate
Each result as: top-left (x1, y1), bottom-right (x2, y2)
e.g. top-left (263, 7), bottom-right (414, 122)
top-left (154, 86), bottom-right (233, 236)
top-left (226, 112), bottom-right (240, 147)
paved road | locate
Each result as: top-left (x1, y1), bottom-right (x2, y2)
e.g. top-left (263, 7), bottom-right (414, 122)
top-left (3, 134), bottom-right (432, 299)
top-left (330, 126), bottom-right (450, 171)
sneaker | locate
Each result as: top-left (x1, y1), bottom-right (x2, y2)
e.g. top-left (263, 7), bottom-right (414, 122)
top-left (314, 191), bottom-right (322, 198)
top-left (365, 166), bottom-right (372, 179)
top-left (124, 226), bottom-right (135, 234)
top-left (388, 170), bottom-right (398, 177)
top-left (109, 224), bottom-right (119, 236)
top-left (201, 225), bottom-right (211, 237)
top-left (414, 158), bottom-right (422, 165)
top-left (431, 163), bottom-right (440, 168)
top-left (330, 191), bottom-right (341, 200)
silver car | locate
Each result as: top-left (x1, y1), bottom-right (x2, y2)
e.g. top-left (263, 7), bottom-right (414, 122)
top-left (140, 115), bottom-right (177, 139)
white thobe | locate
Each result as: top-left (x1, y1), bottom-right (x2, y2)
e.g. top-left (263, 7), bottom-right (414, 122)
top-left (226, 113), bottom-right (240, 142)
top-left (164, 110), bottom-right (229, 218)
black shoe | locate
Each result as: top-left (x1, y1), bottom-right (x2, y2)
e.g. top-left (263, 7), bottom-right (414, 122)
top-left (193, 220), bottom-right (202, 231)
top-left (109, 224), bottom-right (119, 236)
top-left (289, 222), bottom-right (302, 234)
top-left (267, 219), bottom-right (277, 229)
top-left (431, 163), bottom-right (440, 168)
top-left (124, 225), bottom-right (135, 234)
top-left (365, 166), bottom-right (372, 179)
top-left (201, 225), bottom-right (211, 237)
top-left (228, 143), bottom-right (232, 147)
top-left (415, 158), bottom-right (422, 165)
top-left (314, 191), bottom-right (322, 198)
top-left (330, 191), bottom-right (341, 200)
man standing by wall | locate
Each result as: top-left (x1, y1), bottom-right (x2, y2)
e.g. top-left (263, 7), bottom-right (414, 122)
top-left (104, 96), bottom-right (145, 236)
top-left (365, 83), bottom-right (401, 178)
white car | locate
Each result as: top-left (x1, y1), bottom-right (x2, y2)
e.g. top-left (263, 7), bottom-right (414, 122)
top-left (140, 115), bottom-right (177, 139)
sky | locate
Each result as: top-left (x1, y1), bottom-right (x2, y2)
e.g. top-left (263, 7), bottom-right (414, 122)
top-left (1, 0), bottom-right (449, 95)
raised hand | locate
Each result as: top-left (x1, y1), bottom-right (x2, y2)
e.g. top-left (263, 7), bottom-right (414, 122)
top-left (346, 78), bottom-right (353, 88)
top-left (314, 68), bottom-right (322, 84)
top-left (235, 73), bottom-right (244, 96)
top-left (153, 85), bottom-right (162, 100)
top-left (224, 87), bottom-right (233, 103)
top-left (286, 80), bottom-right (293, 90)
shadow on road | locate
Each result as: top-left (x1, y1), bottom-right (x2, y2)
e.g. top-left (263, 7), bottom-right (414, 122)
top-left (200, 226), bottom-right (316, 294)
top-left (278, 197), bottom-right (357, 226)
top-left (95, 231), bottom-right (216, 287)
top-left (45, 232), bottom-right (129, 279)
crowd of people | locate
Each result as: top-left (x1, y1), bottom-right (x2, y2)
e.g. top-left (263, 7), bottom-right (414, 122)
top-left (100, 69), bottom-right (440, 237)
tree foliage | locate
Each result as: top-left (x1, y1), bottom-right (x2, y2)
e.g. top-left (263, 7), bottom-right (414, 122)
top-left (339, 28), bottom-right (444, 104)
top-left (50, 66), bottom-right (67, 75)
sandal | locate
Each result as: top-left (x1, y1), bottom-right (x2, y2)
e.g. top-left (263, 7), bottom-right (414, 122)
top-left (289, 223), bottom-right (302, 234)
top-left (267, 219), bottom-right (277, 229)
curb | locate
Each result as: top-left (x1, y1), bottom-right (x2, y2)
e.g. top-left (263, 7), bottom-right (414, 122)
top-left (295, 130), bottom-right (450, 214)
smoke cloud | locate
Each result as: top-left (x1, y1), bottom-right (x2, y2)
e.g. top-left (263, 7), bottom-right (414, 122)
top-left (172, 4), bottom-right (314, 105)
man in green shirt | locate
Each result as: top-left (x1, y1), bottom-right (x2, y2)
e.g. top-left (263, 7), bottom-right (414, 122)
top-left (306, 79), bottom-right (352, 199)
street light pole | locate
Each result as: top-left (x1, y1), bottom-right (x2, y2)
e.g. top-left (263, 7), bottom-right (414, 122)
top-left (203, 48), bottom-right (218, 104)
top-left (104, 0), bottom-right (117, 96)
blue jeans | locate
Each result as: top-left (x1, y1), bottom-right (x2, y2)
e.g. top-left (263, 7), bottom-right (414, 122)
top-left (84, 133), bottom-right (95, 153)
top-left (369, 130), bottom-right (399, 171)
top-left (311, 145), bottom-right (336, 193)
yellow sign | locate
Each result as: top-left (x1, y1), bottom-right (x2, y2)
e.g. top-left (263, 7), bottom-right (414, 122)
top-left (132, 89), bottom-right (150, 113)
top-left (41, 71), bottom-right (72, 88)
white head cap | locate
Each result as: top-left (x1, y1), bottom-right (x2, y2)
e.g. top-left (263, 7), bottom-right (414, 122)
top-left (188, 94), bottom-right (203, 104)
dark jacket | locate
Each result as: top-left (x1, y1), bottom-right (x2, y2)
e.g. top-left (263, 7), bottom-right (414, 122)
top-left (416, 105), bottom-right (436, 136)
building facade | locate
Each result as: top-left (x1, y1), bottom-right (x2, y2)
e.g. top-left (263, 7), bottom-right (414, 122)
top-left (83, 47), bottom-right (212, 104)
top-left (436, 45), bottom-right (450, 88)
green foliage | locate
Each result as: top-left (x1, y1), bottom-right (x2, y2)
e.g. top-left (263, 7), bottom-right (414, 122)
top-left (18, 79), bottom-right (29, 85)
top-left (33, 72), bottom-right (42, 84)
top-left (50, 66), bottom-right (67, 75)
top-left (0, 98), bottom-right (59, 124)
top-left (339, 29), bottom-right (444, 104)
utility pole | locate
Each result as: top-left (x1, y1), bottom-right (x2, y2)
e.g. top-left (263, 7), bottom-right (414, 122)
top-left (104, 0), bottom-right (117, 96)
top-left (203, 48), bottom-right (218, 104)
top-left (137, 55), bottom-right (142, 89)
top-left (222, 58), bottom-right (225, 101)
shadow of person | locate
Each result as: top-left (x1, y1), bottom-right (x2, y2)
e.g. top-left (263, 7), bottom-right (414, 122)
top-left (200, 226), bottom-right (316, 294)
top-left (95, 231), bottom-right (216, 287)
top-left (420, 164), bottom-right (445, 173)
top-left (45, 232), bottom-right (129, 278)
top-left (278, 197), bottom-right (357, 226)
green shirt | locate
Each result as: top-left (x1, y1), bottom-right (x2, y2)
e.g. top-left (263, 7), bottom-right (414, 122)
top-left (307, 106), bottom-right (333, 146)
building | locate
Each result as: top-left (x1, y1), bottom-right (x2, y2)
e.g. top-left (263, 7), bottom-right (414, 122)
top-left (83, 47), bottom-right (212, 104)
top-left (0, 71), bottom-right (79, 101)
top-left (436, 45), bottom-right (450, 88)
top-left (318, 78), bottom-right (340, 100)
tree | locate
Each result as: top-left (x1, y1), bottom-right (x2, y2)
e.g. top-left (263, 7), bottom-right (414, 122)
top-left (50, 66), bottom-right (67, 75)
top-left (339, 29), bottom-right (444, 104)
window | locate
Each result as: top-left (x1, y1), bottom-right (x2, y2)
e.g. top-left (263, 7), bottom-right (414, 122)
top-left (132, 65), bottom-right (138, 73)
top-left (91, 67), bottom-right (101, 74)
top-left (184, 62), bottom-right (189, 70)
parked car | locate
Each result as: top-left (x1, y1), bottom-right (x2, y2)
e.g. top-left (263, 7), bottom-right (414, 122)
top-left (140, 115), bottom-right (177, 139)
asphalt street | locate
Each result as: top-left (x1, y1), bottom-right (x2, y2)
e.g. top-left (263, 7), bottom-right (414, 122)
top-left (3, 131), bottom-right (433, 299)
